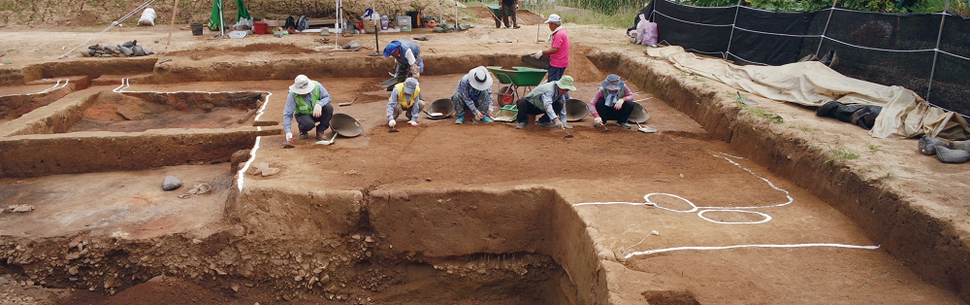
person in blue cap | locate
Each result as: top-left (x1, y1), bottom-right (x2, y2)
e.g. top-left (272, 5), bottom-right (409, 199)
top-left (588, 74), bottom-right (635, 129)
top-left (383, 40), bottom-right (424, 89)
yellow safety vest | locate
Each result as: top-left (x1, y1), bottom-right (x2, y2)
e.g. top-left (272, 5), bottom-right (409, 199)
top-left (394, 82), bottom-right (420, 108)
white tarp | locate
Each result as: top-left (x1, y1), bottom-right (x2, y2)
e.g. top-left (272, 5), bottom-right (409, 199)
top-left (645, 46), bottom-right (970, 140)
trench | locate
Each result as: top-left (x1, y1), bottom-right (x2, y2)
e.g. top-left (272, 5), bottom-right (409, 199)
top-left (0, 50), bottom-right (966, 304)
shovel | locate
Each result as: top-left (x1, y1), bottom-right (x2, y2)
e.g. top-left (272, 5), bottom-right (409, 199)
top-left (339, 97), bottom-right (358, 107)
top-left (315, 134), bottom-right (338, 145)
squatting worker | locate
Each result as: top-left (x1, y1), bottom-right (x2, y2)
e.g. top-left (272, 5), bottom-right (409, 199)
top-left (387, 77), bottom-right (425, 128)
top-left (515, 75), bottom-right (576, 129)
top-left (451, 66), bottom-right (494, 124)
top-left (283, 74), bottom-right (334, 143)
top-left (383, 40), bottom-right (424, 87)
top-left (532, 14), bottom-right (570, 83)
top-left (589, 74), bottom-right (636, 129)
top-left (499, 0), bottom-right (520, 29)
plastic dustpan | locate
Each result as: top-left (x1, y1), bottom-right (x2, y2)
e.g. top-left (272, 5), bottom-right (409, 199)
top-left (493, 105), bottom-right (518, 122)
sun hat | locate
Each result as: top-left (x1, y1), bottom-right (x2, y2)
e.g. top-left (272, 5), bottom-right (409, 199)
top-left (383, 41), bottom-right (402, 58)
top-left (602, 74), bottom-right (621, 91)
top-left (289, 75), bottom-right (314, 95)
top-left (403, 77), bottom-right (418, 95)
top-left (467, 66), bottom-right (493, 91)
top-left (544, 14), bottom-right (562, 24)
top-left (556, 75), bottom-right (576, 91)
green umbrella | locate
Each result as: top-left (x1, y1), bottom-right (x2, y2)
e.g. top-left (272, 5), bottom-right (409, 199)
top-left (208, 0), bottom-right (222, 31)
top-left (236, 0), bottom-right (251, 22)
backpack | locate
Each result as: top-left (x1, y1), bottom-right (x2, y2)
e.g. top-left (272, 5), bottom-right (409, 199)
top-left (296, 15), bottom-right (309, 31)
top-left (284, 16), bottom-right (296, 29)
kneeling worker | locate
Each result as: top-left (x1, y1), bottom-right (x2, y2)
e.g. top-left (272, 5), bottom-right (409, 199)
top-left (515, 75), bottom-right (576, 129)
top-left (451, 66), bottom-right (494, 124)
top-left (284, 75), bottom-right (334, 143)
top-left (589, 74), bottom-right (635, 129)
top-left (387, 77), bottom-right (425, 128)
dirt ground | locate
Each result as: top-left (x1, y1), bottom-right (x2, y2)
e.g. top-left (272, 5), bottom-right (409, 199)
top-left (0, 9), bottom-right (969, 305)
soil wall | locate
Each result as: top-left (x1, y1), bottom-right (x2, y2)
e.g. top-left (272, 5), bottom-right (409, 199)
top-left (588, 50), bottom-right (970, 304)
top-left (0, 128), bottom-right (262, 178)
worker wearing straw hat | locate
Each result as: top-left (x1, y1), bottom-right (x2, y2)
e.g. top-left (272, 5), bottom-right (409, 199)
top-left (387, 77), bottom-right (425, 128)
top-left (515, 75), bottom-right (576, 129)
top-left (589, 74), bottom-right (636, 129)
top-left (283, 74), bottom-right (334, 143)
top-left (451, 66), bottom-right (495, 124)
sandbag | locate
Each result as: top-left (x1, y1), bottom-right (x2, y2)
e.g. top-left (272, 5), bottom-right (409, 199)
top-left (935, 145), bottom-right (970, 163)
top-left (132, 45), bottom-right (145, 56)
top-left (138, 8), bottom-right (156, 26)
top-left (816, 100), bottom-right (882, 130)
top-left (918, 135), bottom-right (947, 155)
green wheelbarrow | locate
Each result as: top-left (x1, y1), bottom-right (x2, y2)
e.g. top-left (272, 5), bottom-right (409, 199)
top-left (486, 66), bottom-right (547, 107)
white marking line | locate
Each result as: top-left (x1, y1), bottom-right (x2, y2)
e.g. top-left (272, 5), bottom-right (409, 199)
top-left (574, 152), bottom-right (792, 224)
top-left (624, 243), bottom-right (881, 259)
top-left (0, 79), bottom-right (69, 98)
top-left (237, 92), bottom-right (272, 192)
top-left (111, 78), bottom-right (272, 192)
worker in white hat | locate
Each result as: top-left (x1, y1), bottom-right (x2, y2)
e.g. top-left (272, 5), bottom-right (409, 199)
top-left (532, 13), bottom-right (570, 83)
top-left (387, 77), bottom-right (425, 128)
top-left (283, 74), bottom-right (334, 143)
top-left (450, 66), bottom-right (494, 124)
top-left (515, 75), bottom-right (575, 130)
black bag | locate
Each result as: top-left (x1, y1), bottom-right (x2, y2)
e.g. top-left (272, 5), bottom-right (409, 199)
top-left (296, 15), bottom-right (309, 31)
top-left (284, 16), bottom-right (296, 29)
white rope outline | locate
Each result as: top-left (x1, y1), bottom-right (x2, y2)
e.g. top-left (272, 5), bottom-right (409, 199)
top-left (111, 78), bottom-right (271, 192)
top-left (624, 243), bottom-right (881, 258)
top-left (0, 79), bottom-right (69, 98)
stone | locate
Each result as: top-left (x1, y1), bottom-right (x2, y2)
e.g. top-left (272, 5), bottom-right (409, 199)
top-left (260, 167), bottom-right (281, 177)
top-left (9, 205), bottom-right (34, 213)
top-left (162, 176), bottom-right (182, 191)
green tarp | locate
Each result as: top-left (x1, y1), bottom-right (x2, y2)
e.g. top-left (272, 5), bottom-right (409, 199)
top-left (209, 0), bottom-right (251, 31)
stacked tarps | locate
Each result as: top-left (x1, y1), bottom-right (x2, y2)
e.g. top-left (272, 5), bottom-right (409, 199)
top-left (646, 46), bottom-right (970, 139)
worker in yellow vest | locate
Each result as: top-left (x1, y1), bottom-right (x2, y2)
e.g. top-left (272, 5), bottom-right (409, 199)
top-left (386, 78), bottom-right (425, 128)
top-left (284, 75), bottom-right (334, 142)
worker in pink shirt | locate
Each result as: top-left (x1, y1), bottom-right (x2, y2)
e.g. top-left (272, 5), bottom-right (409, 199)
top-left (589, 74), bottom-right (636, 129)
top-left (532, 14), bottom-right (569, 83)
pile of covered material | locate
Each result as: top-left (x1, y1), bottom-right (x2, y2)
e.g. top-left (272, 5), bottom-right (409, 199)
top-left (918, 136), bottom-right (970, 163)
top-left (81, 41), bottom-right (154, 57)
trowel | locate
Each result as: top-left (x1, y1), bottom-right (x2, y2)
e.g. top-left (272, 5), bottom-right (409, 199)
top-left (339, 97), bottom-right (358, 107)
top-left (635, 121), bottom-right (657, 133)
top-left (737, 91), bottom-right (758, 105)
top-left (561, 125), bottom-right (574, 138)
top-left (315, 134), bottom-right (338, 145)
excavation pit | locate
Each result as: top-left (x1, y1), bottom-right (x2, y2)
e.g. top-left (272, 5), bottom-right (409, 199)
top-left (0, 26), bottom-right (968, 304)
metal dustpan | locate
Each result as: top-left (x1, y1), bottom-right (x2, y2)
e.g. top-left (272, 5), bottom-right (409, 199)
top-left (492, 105), bottom-right (518, 122)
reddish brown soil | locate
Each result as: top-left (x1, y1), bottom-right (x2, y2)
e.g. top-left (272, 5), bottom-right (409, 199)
top-left (0, 15), bottom-right (967, 305)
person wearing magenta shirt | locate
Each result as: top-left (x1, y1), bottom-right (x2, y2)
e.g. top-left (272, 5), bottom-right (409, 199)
top-left (589, 74), bottom-right (636, 129)
top-left (532, 14), bottom-right (569, 83)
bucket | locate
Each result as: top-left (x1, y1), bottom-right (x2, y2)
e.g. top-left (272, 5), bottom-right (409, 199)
top-left (190, 23), bottom-right (204, 36)
top-left (396, 16), bottom-right (412, 32)
top-left (253, 22), bottom-right (267, 35)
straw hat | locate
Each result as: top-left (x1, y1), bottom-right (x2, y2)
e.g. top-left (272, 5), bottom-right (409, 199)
top-left (289, 75), bottom-right (314, 95)
top-left (467, 66), bottom-right (493, 91)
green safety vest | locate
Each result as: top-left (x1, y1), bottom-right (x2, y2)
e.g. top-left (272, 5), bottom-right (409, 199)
top-left (291, 81), bottom-right (321, 115)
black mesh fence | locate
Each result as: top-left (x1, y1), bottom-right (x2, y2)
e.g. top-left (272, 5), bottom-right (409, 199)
top-left (637, 0), bottom-right (970, 117)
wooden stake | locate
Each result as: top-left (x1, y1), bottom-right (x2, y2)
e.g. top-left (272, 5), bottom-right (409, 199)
top-left (167, 0), bottom-right (179, 45)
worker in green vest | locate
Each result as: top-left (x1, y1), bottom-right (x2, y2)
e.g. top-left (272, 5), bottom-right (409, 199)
top-left (386, 77), bottom-right (425, 128)
top-left (515, 75), bottom-right (575, 129)
top-left (283, 75), bottom-right (334, 143)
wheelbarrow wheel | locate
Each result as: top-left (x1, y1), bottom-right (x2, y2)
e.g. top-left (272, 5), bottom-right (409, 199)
top-left (497, 85), bottom-right (516, 107)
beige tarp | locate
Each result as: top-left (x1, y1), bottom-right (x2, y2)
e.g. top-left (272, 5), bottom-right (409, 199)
top-left (645, 46), bottom-right (970, 140)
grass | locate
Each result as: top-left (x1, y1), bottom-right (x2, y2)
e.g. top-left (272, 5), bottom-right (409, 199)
top-left (734, 95), bottom-right (784, 123)
top-left (824, 147), bottom-right (860, 166)
top-left (547, 5), bottom-right (640, 29)
top-left (868, 144), bottom-right (882, 153)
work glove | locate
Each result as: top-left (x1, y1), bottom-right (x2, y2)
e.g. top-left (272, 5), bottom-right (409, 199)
top-left (474, 111), bottom-right (485, 121)
top-left (285, 132), bottom-right (293, 143)
top-left (554, 119), bottom-right (564, 128)
top-left (533, 50), bottom-right (543, 59)
top-left (408, 120), bottom-right (418, 127)
top-left (594, 117), bottom-right (603, 126)
top-left (388, 120), bottom-right (396, 128)
top-left (313, 104), bottom-right (323, 118)
top-left (614, 100), bottom-right (624, 110)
